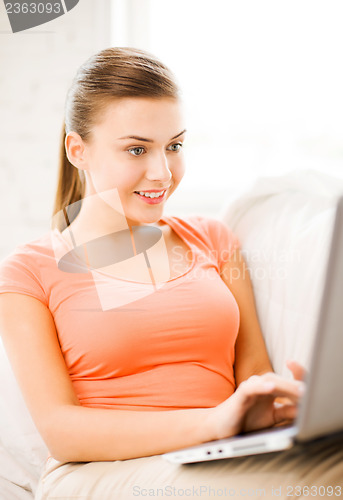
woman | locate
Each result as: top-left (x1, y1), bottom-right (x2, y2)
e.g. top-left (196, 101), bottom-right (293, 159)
top-left (0, 47), bottom-right (305, 499)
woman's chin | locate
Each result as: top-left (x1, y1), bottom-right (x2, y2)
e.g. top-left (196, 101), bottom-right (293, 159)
top-left (124, 209), bottom-right (165, 227)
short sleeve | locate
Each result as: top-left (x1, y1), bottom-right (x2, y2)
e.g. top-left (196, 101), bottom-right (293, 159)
top-left (0, 251), bottom-right (48, 305)
top-left (198, 217), bottom-right (241, 269)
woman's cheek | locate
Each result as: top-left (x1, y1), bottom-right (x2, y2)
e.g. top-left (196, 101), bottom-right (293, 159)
top-left (173, 160), bottom-right (186, 184)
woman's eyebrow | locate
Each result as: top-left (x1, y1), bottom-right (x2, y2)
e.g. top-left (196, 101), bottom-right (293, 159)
top-left (170, 129), bottom-right (187, 140)
top-left (117, 129), bottom-right (187, 143)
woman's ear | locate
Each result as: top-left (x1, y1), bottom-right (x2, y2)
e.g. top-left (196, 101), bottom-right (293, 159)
top-left (65, 132), bottom-right (88, 171)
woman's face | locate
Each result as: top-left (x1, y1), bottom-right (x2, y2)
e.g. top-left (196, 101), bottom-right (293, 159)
top-left (80, 97), bottom-right (186, 226)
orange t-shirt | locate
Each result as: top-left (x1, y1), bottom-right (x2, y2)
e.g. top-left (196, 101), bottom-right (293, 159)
top-left (0, 215), bottom-right (240, 411)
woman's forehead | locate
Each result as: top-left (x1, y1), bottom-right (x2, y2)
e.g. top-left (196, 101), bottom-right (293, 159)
top-left (94, 97), bottom-right (185, 138)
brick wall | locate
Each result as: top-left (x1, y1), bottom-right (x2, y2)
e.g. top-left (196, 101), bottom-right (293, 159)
top-left (0, 1), bottom-right (111, 260)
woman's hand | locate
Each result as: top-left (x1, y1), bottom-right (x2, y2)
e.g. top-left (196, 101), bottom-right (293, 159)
top-left (286, 359), bottom-right (307, 382)
top-left (207, 371), bottom-right (305, 441)
top-left (267, 359), bottom-right (308, 422)
top-left (271, 359), bottom-right (308, 415)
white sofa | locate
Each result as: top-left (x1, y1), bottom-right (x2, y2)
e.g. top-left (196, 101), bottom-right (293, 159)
top-left (1, 169), bottom-right (342, 499)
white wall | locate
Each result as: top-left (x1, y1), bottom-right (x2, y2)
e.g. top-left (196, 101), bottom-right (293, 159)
top-left (2, 1), bottom-right (343, 259)
top-left (111, 0), bottom-right (343, 218)
top-left (0, 1), bottom-right (111, 259)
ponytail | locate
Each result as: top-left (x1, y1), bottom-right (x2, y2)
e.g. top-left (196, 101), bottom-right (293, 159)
top-left (52, 124), bottom-right (85, 231)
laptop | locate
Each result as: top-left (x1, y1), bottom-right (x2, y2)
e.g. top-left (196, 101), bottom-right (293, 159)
top-left (163, 195), bottom-right (343, 464)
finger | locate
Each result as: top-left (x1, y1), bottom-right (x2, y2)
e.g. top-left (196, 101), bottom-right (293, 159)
top-left (274, 396), bottom-right (293, 406)
top-left (234, 377), bottom-right (276, 406)
top-left (237, 375), bottom-right (304, 405)
top-left (273, 402), bottom-right (297, 424)
top-left (286, 359), bottom-right (308, 381)
top-left (252, 373), bottom-right (306, 402)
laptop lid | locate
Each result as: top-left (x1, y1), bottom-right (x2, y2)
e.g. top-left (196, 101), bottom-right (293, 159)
top-left (296, 195), bottom-right (343, 441)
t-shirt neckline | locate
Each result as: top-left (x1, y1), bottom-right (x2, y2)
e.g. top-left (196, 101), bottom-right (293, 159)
top-left (52, 215), bottom-right (196, 284)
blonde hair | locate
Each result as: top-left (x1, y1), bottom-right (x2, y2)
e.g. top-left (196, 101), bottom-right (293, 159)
top-left (52, 47), bottom-right (180, 230)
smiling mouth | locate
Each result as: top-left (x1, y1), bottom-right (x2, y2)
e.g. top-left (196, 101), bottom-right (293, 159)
top-left (134, 189), bottom-right (167, 199)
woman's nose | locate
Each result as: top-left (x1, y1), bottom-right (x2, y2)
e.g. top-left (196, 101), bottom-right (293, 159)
top-left (145, 152), bottom-right (172, 183)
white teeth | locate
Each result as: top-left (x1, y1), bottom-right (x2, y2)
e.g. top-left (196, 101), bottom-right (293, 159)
top-left (137, 190), bottom-right (165, 198)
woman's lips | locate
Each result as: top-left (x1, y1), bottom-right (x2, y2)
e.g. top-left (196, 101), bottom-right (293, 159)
top-left (133, 189), bottom-right (167, 204)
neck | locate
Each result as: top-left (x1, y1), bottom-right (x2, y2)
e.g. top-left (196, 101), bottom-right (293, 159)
top-left (62, 189), bottom-right (163, 246)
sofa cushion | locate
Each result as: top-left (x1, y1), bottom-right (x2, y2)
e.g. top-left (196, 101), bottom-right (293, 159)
top-left (220, 169), bottom-right (343, 377)
top-left (0, 338), bottom-right (49, 490)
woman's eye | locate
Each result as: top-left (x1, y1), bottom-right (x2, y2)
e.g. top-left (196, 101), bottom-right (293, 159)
top-left (128, 147), bottom-right (145, 156)
top-left (168, 142), bottom-right (183, 152)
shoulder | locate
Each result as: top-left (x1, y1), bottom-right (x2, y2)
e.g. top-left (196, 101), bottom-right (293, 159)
top-left (163, 214), bottom-right (240, 260)
top-left (0, 231), bottom-right (55, 269)
top-left (0, 231), bottom-right (57, 305)
top-left (164, 214), bottom-right (238, 242)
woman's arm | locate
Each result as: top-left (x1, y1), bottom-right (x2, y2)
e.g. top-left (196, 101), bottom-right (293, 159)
top-left (0, 292), bottom-right (213, 462)
top-left (220, 249), bottom-right (274, 385)
top-left (0, 292), bottom-right (302, 462)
